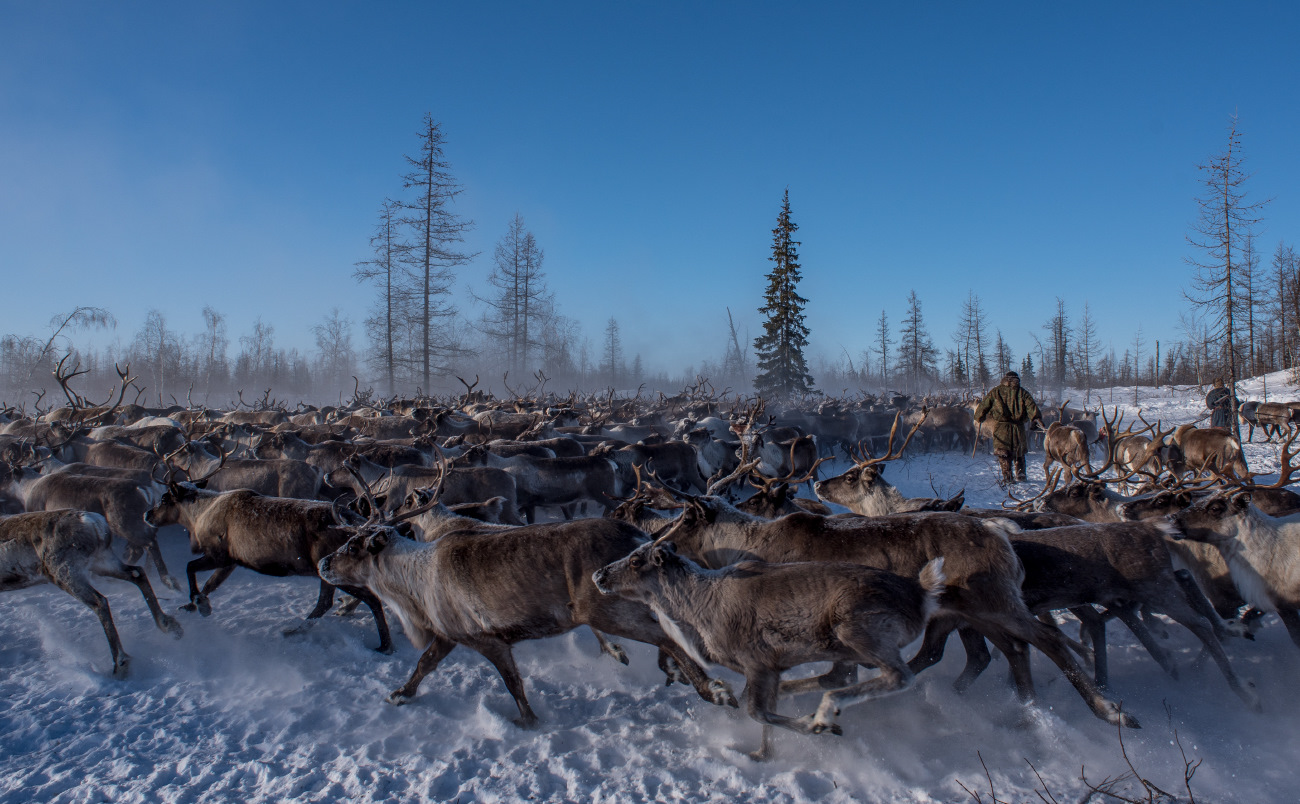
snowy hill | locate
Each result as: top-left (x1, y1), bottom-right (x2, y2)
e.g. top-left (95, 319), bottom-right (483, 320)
top-left (4, 378), bottom-right (1300, 803)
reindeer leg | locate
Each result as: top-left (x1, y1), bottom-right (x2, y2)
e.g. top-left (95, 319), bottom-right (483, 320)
top-left (284, 580), bottom-right (336, 637)
top-left (52, 571), bottom-right (130, 679)
top-left (742, 671), bottom-right (821, 761)
top-left (388, 635), bottom-right (456, 705)
top-left (94, 558), bottom-right (183, 639)
top-left (811, 651), bottom-right (914, 735)
top-left (1001, 614), bottom-right (1140, 728)
top-left (589, 627), bottom-right (628, 665)
top-left (1173, 569), bottom-right (1247, 641)
top-left (953, 625), bottom-right (993, 693)
top-left (471, 638), bottom-right (539, 729)
top-left (1275, 607), bottom-right (1300, 651)
top-left (905, 614), bottom-right (960, 675)
top-left (1157, 593), bottom-right (1261, 712)
top-left (340, 585), bottom-right (393, 654)
top-left (1070, 606), bottom-right (1110, 688)
top-left (333, 595), bottom-right (364, 617)
top-left (144, 538), bottom-right (182, 592)
top-left (779, 662), bottom-right (858, 697)
top-left (181, 555), bottom-right (229, 616)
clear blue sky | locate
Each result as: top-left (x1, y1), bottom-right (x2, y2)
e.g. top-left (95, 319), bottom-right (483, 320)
top-left (2, 2), bottom-right (1298, 378)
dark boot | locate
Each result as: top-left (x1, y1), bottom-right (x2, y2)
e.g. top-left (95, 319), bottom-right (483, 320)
top-left (997, 456), bottom-right (1014, 485)
top-left (1015, 457), bottom-right (1028, 482)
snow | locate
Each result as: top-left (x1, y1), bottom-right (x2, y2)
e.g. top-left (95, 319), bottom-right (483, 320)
top-left (4, 377), bottom-right (1300, 803)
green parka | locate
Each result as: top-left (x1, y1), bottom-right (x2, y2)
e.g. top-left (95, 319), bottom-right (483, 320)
top-left (974, 381), bottom-right (1041, 458)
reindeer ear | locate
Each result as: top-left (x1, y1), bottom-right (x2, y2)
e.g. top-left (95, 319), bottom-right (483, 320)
top-left (365, 529), bottom-right (390, 554)
top-left (1232, 492), bottom-right (1252, 512)
top-left (650, 542), bottom-right (676, 565)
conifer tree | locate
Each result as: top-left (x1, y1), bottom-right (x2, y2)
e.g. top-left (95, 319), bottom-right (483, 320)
top-left (896, 290), bottom-right (938, 393)
top-left (752, 190), bottom-right (814, 398)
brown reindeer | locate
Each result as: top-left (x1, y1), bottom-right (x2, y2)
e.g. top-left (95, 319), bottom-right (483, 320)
top-left (0, 510), bottom-right (182, 678)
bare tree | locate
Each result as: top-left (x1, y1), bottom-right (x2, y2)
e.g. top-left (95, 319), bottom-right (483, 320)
top-left (131, 310), bottom-right (180, 405)
top-left (476, 214), bottom-right (552, 377)
top-left (1272, 241), bottom-right (1298, 374)
top-left (235, 318), bottom-right (277, 391)
top-left (721, 307), bottom-right (749, 389)
top-left (399, 114), bottom-right (475, 390)
top-left (956, 292), bottom-right (990, 393)
top-left (313, 309), bottom-right (356, 399)
top-left (354, 199), bottom-right (410, 396)
top-left (1035, 298), bottom-right (1071, 403)
top-left (197, 306), bottom-right (229, 401)
top-left (1132, 326), bottom-right (1145, 405)
top-left (1, 306), bottom-right (115, 395)
top-left (875, 309), bottom-right (892, 388)
top-left (1238, 231), bottom-right (1262, 378)
top-left (1185, 114), bottom-right (1269, 443)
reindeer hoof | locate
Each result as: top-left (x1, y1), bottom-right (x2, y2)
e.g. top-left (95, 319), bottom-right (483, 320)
top-left (604, 644), bottom-right (629, 665)
top-left (179, 603), bottom-right (198, 613)
top-left (163, 576), bottom-right (183, 593)
top-left (162, 616), bottom-right (184, 639)
top-left (513, 714), bottom-right (540, 730)
top-left (709, 679), bottom-right (739, 708)
top-left (1103, 704), bottom-right (1140, 729)
top-left (387, 691), bottom-right (412, 706)
top-left (375, 642), bottom-right (396, 655)
top-left (112, 658), bottom-right (131, 680)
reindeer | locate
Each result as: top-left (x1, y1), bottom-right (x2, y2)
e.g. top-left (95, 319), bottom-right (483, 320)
top-left (317, 518), bottom-right (740, 727)
top-left (326, 454), bottom-right (524, 525)
top-left (729, 401), bottom-right (819, 488)
top-left (0, 510), bottom-right (183, 677)
top-left (593, 540), bottom-right (945, 760)
top-left (1165, 424), bottom-right (1249, 479)
top-left (1173, 490), bottom-right (1300, 652)
top-left (144, 464), bottom-right (398, 653)
top-left (0, 462), bottom-right (181, 592)
top-left (814, 410), bottom-right (963, 515)
top-left (1042, 402), bottom-right (1093, 479)
top-left (647, 495), bottom-right (1138, 728)
top-left (591, 440), bottom-right (709, 495)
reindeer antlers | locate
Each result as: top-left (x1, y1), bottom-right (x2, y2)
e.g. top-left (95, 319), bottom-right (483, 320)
top-left (851, 408), bottom-right (928, 469)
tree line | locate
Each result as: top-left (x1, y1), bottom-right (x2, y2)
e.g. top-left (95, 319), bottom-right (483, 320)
top-left (1, 114), bottom-right (1289, 408)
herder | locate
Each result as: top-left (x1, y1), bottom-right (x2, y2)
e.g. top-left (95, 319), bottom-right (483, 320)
top-left (974, 371), bottom-right (1045, 485)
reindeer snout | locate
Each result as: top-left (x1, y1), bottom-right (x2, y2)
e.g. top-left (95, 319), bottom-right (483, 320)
top-left (591, 568), bottom-right (611, 594)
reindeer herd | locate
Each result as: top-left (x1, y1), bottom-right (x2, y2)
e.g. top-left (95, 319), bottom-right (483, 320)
top-left (4, 366), bottom-right (1300, 759)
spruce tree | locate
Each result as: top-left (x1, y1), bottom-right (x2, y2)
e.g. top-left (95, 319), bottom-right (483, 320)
top-left (752, 190), bottom-right (814, 398)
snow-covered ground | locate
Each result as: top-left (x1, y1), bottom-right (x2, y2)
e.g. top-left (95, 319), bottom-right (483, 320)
top-left (4, 376), bottom-right (1300, 803)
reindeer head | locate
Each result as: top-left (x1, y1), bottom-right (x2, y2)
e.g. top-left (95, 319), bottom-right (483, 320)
top-left (813, 410), bottom-right (926, 515)
top-left (1172, 491), bottom-right (1253, 544)
top-left (591, 540), bottom-right (684, 601)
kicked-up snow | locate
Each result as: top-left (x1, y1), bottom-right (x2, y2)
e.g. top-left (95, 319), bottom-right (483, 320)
top-left (3, 376), bottom-right (1300, 802)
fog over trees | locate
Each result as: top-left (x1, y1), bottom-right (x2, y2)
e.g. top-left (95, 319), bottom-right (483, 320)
top-left (2, 115), bottom-right (1293, 408)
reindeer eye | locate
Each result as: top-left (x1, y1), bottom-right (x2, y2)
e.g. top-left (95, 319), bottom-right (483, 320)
top-left (630, 555), bottom-right (644, 568)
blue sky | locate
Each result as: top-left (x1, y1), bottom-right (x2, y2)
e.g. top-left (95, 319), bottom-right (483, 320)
top-left (2, 2), bottom-right (1298, 377)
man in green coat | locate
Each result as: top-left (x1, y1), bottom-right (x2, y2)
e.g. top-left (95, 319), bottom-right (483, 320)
top-left (974, 370), bottom-right (1044, 484)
